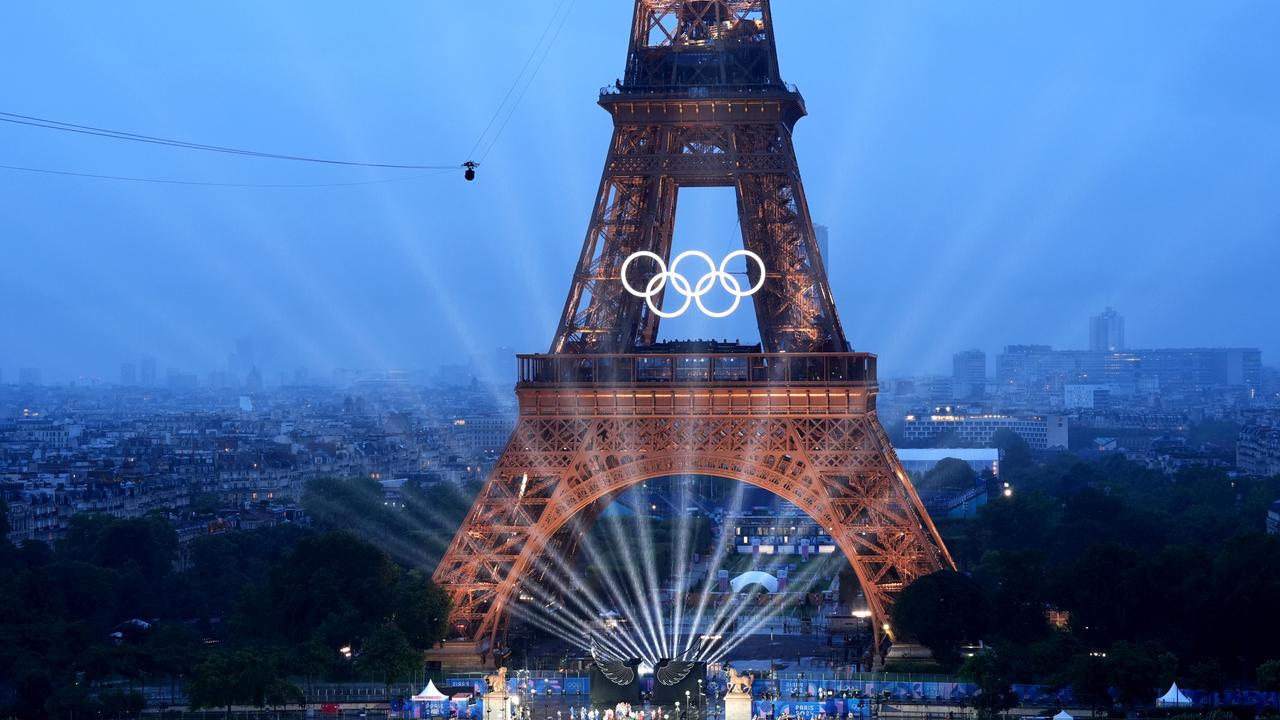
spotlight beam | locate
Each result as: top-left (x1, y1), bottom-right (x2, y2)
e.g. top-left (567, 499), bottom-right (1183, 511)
top-left (516, 528), bottom-right (655, 662)
top-left (679, 480), bottom-right (747, 658)
top-left (705, 555), bottom-right (830, 661)
top-left (597, 508), bottom-right (666, 662)
top-left (564, 504), bottom-right (665, 664)
top-left (630, 483), bottom-right (669, 656)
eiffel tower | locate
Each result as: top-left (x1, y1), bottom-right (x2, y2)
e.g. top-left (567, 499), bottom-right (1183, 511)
top-left (433, 0), bottom-right (953, 665)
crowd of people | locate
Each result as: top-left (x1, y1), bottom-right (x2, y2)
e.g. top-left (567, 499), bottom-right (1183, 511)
top-left (532, 704), bottom-right (692, 720)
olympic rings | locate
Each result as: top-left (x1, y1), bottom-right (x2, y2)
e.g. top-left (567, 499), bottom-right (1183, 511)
top-left (620, 249), bottom-right (767, 319)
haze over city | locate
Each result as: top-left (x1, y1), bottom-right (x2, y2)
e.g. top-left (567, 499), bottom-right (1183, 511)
top-left (6, 3), bottom-right (1280, 720)
top-left (3, 0), bottom-right (1278, 384)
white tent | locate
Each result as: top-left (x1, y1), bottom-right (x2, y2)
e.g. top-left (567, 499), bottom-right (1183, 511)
top-left (730, 571), bottom-right (779, 593)
top-left (412, 680), bottom-right (450, 702)
top-left (1157, 683), bottom-right (1194, 707)
top-left (1053, 711), bottom-right (1073, 720)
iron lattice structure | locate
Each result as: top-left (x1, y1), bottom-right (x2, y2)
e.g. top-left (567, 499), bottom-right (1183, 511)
top-left (434, 0), bottom-right (954, 658)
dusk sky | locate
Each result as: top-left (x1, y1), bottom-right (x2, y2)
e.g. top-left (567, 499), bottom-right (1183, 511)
top-left (2, 1), bottom-right (1278, 383)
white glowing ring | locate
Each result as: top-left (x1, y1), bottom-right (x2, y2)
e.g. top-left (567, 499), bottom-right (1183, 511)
top-left (721, 250), bottom-right (768, 296)
top-left (645, 266), bottom-right (694, 319)
top-left (697, 271), bottom-right (743, 319)
top-left (620, 251), bottom-right (666, 299)
top-left (620, 249), bottom-right (767, 319)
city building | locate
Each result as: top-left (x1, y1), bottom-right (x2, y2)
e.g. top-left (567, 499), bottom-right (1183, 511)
top-left (1268, 500), bottom-right (1280, 535)
top-left (996, 345), bottom-right (1262, 408)
top-left (1238, 423), bottom-right (1280, 477)
top-left (0, 378), bottom-right (517, 545)
top-left (897, 448), bottom-right (998, 519)
top-left (140, 357), bottom-right (157, 387)
top-left (1064, 384), bottom-right (1110, 410)
top-left (120, 362), bottom-right (137, 387)
top-left (728, 507), bottom-right (836, 557)
top-left (896, 448), bottom-right (999, 478)
top-left (1090, 307), bottom-right (1126, 352)
top-left (814, 224), bottom-right (829, 262)
top-left (953, 350), bottom-right (987, 401)
top-left (903, 412), bottom-right (1069, 450)
top-left (449, 415), bottom-right (516, 456)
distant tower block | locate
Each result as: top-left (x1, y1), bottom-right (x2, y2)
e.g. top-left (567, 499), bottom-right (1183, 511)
top-left (814, 224), bottom-right (830, 264)
top-left (1090, 307), bottom-right (1125, 352)
top-left (432, 0), bottom-right (954, 665)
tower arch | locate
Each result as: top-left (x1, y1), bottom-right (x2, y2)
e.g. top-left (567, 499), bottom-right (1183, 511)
top-left (433, 358), bottom-right (953, 656)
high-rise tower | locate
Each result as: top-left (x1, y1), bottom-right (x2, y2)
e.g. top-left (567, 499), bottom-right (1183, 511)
top-left (433, 0), bottom-right (953, 666)
top-left (1090, 307), bottom-right (1125, 352)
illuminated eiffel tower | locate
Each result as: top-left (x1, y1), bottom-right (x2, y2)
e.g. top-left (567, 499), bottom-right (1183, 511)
top-left (433, 0), bottom-right (954, 666)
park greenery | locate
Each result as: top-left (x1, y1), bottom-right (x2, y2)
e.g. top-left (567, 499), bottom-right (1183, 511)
top-left (892, 430), bottom-right (1280, 711)
top-left (3, 434), bottom-right (1280, 718)
top-left (0, 485), bottom-right (451, 719)
top-left (302, 475), bottom-right (478, 571)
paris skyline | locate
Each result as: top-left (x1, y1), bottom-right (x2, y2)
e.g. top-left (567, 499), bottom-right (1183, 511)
top-left (2, 1), bottom-right (1278, 383)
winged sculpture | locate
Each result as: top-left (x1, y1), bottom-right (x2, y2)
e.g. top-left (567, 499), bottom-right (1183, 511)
top-left (656, 660), bottom-right (697, 687)
top-left (591, 644), bottom-right (637, 686)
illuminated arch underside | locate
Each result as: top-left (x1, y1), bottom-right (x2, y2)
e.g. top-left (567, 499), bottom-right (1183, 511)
top-left (433, 409), bottom-right (954, 651)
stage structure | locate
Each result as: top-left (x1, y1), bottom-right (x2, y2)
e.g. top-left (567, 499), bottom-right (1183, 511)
top-left (433, 0), bottom-right (954, 664)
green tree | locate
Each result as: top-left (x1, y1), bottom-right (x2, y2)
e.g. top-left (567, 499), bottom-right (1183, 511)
top-left (1209, 534), bottom-right (1280, 668)
top-left (920, 458), bottom-right (980, 494)
top-left (139, 622), bottom-right (202, 680)
top-left (891, 570), bottom-right (988, 667)
top-left (46, 561), bottom-right (119, 634)
top-left (974, 490), bottom-right (1058, 556)
top-left (960, 651), bottom-right (1019, 719)
top-left (100, 690), bottom-right (146, 717)
top-left (393, 570), bottom-right (451, 650)
top-left (1060, 543), bottom-right (1145, 647)
top-left (991, 429), bottom-right (1033, 479)
top-left (1107, 641), bottom-right (1176, 708)
top-left (357, 623), bottom-right (420, 701)
top-left (189, 650), bottom-right (279, 717)
top-left (12, 667), bottom-right (55, 720)
top-left (1068, 654), bottom-right (1112, 714)
top-left (973, 550), bottom-right (1050, 645)
top-left (1258, 659), bottom-right (1280, 710)
top-left (188, 652), bottom-right (242, 717)
top-left (287, 640), bottom-right (335, 693)
top-left (44, 684), bottom-right (104, 720)
top-left (265, 530), bottom-right (398, 645)
top-left (264, 678), bottom-right (306, 710)
top-left (73, 644), bottom-right (138, 684)
top-left (1189, 659), bottom-right (1226, 703)
top-left (60, 513), bottom-right (177, 581)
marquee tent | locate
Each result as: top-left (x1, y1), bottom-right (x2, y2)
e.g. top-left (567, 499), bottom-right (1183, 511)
top-left (1053, 711), bottom-right (1073, 720)
top-left (1157, 683), bottom-right (1194, 707)
top-left (412, 681), bottom-right (450, 702)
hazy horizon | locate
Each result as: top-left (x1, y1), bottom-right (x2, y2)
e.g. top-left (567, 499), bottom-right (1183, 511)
top-left (3, 1), bottom-right (1278, 384)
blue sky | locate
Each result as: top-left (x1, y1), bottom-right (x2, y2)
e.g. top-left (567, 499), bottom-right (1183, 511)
top-left (1, 1), bottom-right (1277, 383)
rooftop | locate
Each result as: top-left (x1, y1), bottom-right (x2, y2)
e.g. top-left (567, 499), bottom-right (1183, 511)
top-left (896, 448), bottom-right (1000, 462)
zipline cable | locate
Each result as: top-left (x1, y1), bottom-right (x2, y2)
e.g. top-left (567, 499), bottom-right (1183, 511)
top-left (0, 3), bottom-right (581, 181)
top-left (0, 4), bottom-right (580, 185)
top-left (0, 162), bottom-right (450, 188)
top-left (466, 0), bottom-right (574, 162)
top-left (0, 113), bottom-right (459, 170)
top-left (477, 0), bottom-right (579, 164)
